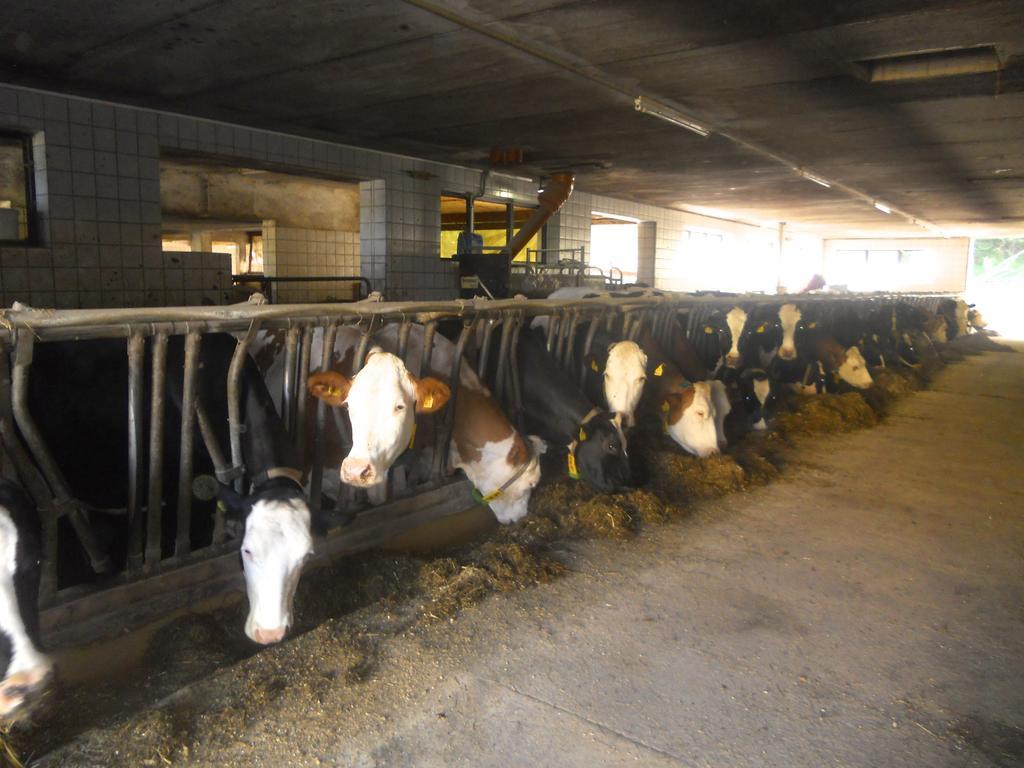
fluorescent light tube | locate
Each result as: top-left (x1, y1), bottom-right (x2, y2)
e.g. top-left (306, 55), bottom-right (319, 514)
top-left (634, 96), bottom-right (710, 137)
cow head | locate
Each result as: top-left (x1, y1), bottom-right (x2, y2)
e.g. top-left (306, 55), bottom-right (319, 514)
top-left (967, 306), bottom-right (987, 331)
top-left (308, 349), bottom-right (450, 488)
top-left (217, 483), bottom-right (313, 645)
top-left (703, 307), bottom-right (750, 370)
top-left (661, 381), bottom-right (725, 458)
top-left (777, 303), bottom-right (803, 361)
top-left (590, 341), bottom-right (647, 427)
top-left (572, 412), bottom-right (632, 492)
top-left (462, 433), bottom-right (546, 524)
top-left (837, 346), bottom-right (873, 389)
top-left (740, 368), bottom-right (776, 431)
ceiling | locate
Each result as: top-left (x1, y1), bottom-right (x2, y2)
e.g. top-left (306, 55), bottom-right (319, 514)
top-left (2, 0), bottom-right (1023, 237)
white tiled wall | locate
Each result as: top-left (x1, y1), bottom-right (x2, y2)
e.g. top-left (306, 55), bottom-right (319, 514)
top-left (263, 222), bottom-right (360, 302)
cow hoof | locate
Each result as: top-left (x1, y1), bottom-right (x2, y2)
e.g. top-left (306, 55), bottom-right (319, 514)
top-left (0, 665), bottom-right (52, 718)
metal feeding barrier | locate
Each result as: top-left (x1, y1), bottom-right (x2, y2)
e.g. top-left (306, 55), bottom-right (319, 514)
top-left (0, 290), bottom-right (957, 646)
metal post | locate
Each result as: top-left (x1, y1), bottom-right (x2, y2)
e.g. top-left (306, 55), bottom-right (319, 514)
top-left (282, 326), bottom-right (300, 434)
top-left (494, 314), bottom-right (514, 405)
top-left (477, 317), bottom-right (497, 380)
top-left (145, 332), bottom-right (168, 569)
top-left (175, 332), bottom-right (200, 558)
top-left (309, 322), bottom-right (338, 514)
top-left (421, 321), bottom-right (437, 377)
top-left (294, 325), bottom-right (314, 462)
top-left (126, 333), bottom-right (146, 572)
top-left (227, 320), bottom-right (261, 494)
top-left (434, 320), bottom-right (474, 480)
top-left (580, 314), bottom-right (602, 388)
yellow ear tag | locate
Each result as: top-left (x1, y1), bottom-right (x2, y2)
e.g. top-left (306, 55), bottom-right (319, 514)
top-left (579, 427), bottom-right (587, 442)
top-left (757, 324), bottom-right (766, 333)
top-left (567, 452), bottom-right (579, 480)
top-left (704, 326), bottom-right (714, 334)
top-left (590, 360), bottom-right (599, 372)
top-left (422, 393), bottom-right (434, 409)
top-left (327, 386), bottom-right (340, 397)
top-left (408, 423), bottom-right (417, 450)
top-left (660, 400), bottom-right (669, 413)
top-left (653, 363), bottom-right (664, 377)
top-left (808, 321), bottom-right (817, 329)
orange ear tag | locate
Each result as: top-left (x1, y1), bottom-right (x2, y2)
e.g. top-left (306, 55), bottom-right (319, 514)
top-left (653, 363), bottom-right (664, 377)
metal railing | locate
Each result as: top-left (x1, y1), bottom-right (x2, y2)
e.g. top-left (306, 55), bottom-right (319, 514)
top-left (0, 289), bottom-right (958, 642)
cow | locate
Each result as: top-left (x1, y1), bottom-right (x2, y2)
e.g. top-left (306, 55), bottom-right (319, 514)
top-left (636, 333), bottom-right (730, 457)
top-left (968, 306), bottom-right (987, 332)
top-left (0, 480), bottom-right (50, 718)
top-left (27, 334), bottom-right (312, 645)
top-left (306, 325), bottom-right (542, 524)
top-left (691, 306), bottom-right (751, 376)
top-left (771, 329), bottom-right (873, 394)
top-left (736, 368), bottom-right (776, 432)
top-left (491, 327), bottom-right (632, 492)
top-left (938, 298), bottom-right (970, 339)
top-left (534, 288), bottom-right (650, 427)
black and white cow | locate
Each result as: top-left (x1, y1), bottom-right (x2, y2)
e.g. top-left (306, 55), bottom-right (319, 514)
top-left (736, 368), bottom-right (777, 432)
top-left (500, 328), bottom-right (632, 492)
top-left (0, 480), bottom-right (50, 718)
top-left (691, 306), bottom-right (753, 376)
top-left (27, 334), bottom-right (312, 645)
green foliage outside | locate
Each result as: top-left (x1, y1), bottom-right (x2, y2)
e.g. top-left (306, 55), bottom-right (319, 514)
top-left (973, 238), bottom-right (1024, 281)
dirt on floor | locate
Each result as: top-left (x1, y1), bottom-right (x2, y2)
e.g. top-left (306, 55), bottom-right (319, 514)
top-left (9, 332), bottom-right (1011, 767)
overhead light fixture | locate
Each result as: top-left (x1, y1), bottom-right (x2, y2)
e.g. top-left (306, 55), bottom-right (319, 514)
top-left (800, 170), bottom-right (831, 188)
top-left (634, 95), bottom-right (710, 137)
top-left (873, 201), bottom-right (892, 214)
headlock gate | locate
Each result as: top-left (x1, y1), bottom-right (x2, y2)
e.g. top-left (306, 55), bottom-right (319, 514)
top-left (0, 290), bottom-right (956, 646)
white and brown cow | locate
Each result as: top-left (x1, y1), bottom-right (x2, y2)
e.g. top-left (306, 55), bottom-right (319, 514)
top-left (638, 334), bottom-right (730, 457)
top-left (305, 325), bottom-right (543, 524)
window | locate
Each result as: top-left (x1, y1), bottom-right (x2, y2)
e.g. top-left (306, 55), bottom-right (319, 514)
top-left (590, 213), bottom-right (638, 283)
top-left (439, 194), bottom-right (539, 262)
top-left (0, 134), bottom-right (33, 242)
top-left (162, 237), bottom-right (192, 252)
top-left (827, 248), bottom-right (935, 291)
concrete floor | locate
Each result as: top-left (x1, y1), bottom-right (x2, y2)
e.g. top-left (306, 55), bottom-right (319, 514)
top-left (324, 346), bottom-right (1024, 768)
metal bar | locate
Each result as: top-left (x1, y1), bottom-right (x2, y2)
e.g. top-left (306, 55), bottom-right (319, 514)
top-left (309, 322), bottom-right (338, 514)
top-left (175, 332), bottom-right (200, 559)
top-left (493, 315), bottom-right (514, 405)
top-left (580, 314), bottom-right (602, 388)
top-left (126, 333), bottom-right (146, 573)
top-left (397, 320), bottom-right (412, 360)
top-left (434, 320), bottom-right (475, 480)
top-left (227, 320), bottom-right (261, 494)
top-left (561, 310), bottom-right (580, 369)
top-left (508, 312), bottom-right (526, 433)
top-left (11, 332), bottom-right (112, 576)
top-left (294, 325), bottom-right (314, 462)
top-left (354, 316), bottom-right (380, 372)
top-left (421, 321), bottom-right (437, 377)
top-left (545, 313), bottom-right (560, 354)
top-left (195, 399), bottom-right (231, 546)
top-left (477, 318), bottom-right (497, 380)
top-left (282, 326), bottom-right (300, 435)
top-left (145, 332), bottom-right (168, 569)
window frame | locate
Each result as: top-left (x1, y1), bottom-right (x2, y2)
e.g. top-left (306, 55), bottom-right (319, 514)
top-left (0, 131), bottom-right (38, 246)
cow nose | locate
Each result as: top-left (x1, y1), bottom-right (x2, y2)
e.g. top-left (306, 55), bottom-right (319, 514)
top-left (341, 458), bottom-right (376, 485)
top-left (726, 354), bottom-right (741, 367)
top-left (779, 348), bottom-right (796, 360)
top-left (253, 625), bottom-right (287, 644)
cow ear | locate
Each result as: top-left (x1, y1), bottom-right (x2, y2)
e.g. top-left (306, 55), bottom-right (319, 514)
top-left (411, 375), bottom-right (451, 413)
top-left (308, 370), bottom-right (352, 406)
top-left (585, 353), bottom-right (603, 373)
top-left (216, 483), bottom-right (250, 521)
top-left (661, 391), bottom-right (683, 422)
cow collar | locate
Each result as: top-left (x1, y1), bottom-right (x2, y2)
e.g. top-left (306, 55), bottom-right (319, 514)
top-left (471, 442), bottom-right (538, 505)
top-left (250, 466), bottom-right (305, 490)
top-left (567, 407), bottom-right (602, 480)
